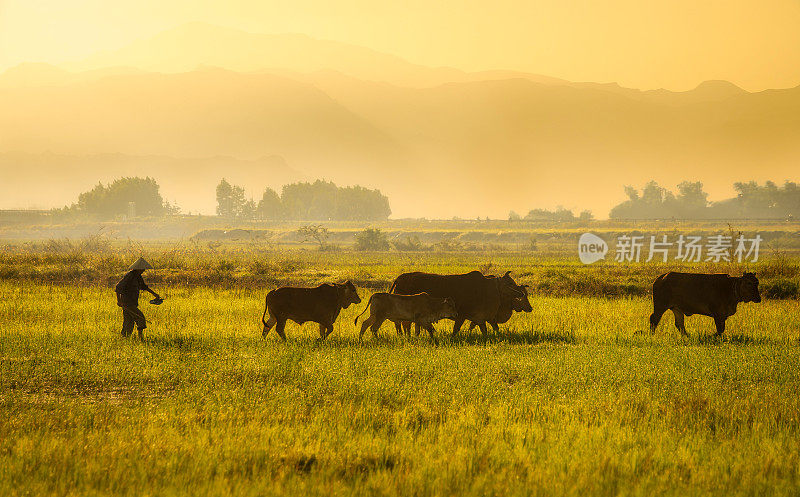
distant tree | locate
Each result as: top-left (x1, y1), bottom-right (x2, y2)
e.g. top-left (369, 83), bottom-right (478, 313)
top-left (674, 181), bottom-right (709, 217)
top-left (607, 179), bottom-right (800, 219)
top-left (240, 199), bottom-right (257, 220)
top-left (75, 177), bottom-right (176, 218)
top-left (610, 181), bottom-right (682, 219)
top-left (216, 178), bottom-right (250, 219)
top-left (281, 180), bottom-right (391, 221)
top-left (355, 228), bottom-right (390, 251)
top-left (725, 180), bottom-right (800, 218)
top-left (282, 180), bottom-right (337, 220)
top-left (508, 211), bottom-right (521, 221)
top-left (335, 185), bottom-right (391, 221)
top-left (578, 210), bottom-right (594, 221)
top-left (623, 185), bottom-right (640, 202)
top-left (256, 187), bottom-right (284, 220)
top-left (297, 224), bottom-right (330, 250)
top-left (524, 207), bottom-right (575, 222)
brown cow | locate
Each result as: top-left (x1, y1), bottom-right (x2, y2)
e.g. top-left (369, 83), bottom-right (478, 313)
top-left (650, 272), bottom-right (761, 336)
top-left (354, 292), bottom-right (457, 340)
top-left (389, 270), bottom-right (524, 337)
top-left (262, 281), bottom-right (361, 340)
top-left (468, 279), bottom-right (532, 333)
top-left (468, 294), bottom-right (532, 333)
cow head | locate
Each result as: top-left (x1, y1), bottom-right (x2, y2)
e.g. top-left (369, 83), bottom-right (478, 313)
top-left (739, 272), bottom-right (761, 303)
top-left (440, 297), bottom-right (458, 320)
top-left (337, 280), bottom-right (361, 308)
top-left (511, 285), bottom-right (533, 312)
top-left (499, 271), bottom-right (532, 311)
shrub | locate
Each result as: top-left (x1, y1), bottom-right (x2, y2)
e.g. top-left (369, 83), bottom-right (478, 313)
top-left (355, 228), bottom-right (390, 251)
top-left (392, 235), bottom-right (426, 251)
top-left (761, 279), bottom-right (799, 299)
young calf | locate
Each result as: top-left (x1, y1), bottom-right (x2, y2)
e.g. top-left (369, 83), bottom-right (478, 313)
top-left (354, 292), bottom-right (457, 340)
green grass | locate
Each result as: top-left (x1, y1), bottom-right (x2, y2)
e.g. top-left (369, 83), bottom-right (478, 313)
top-left (2, 239), bottom-right (798, 298)
top-left (2, 282), bottom-right (800, 496)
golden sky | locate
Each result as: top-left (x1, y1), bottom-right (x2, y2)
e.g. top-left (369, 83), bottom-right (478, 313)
top-left (2, 0), bottom-right (799, 91)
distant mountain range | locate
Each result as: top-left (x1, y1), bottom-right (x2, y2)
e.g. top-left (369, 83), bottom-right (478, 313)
top-left (1, 23), bottom-right (798, 218)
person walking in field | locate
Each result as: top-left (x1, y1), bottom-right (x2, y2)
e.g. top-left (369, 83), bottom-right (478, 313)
top-left (115, 258), bottom-right (162, 339)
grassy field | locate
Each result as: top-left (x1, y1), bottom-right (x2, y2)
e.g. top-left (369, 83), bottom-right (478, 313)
top-left (2, 222), bottom-right (800, 495)
top-left (2, 275), bottom-right (800, 496)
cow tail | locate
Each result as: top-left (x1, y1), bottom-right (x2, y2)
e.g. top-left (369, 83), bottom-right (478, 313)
top-left (353, 294), bottom-right (374, 325)
top-left (261, 295), bottom-right (269, 328)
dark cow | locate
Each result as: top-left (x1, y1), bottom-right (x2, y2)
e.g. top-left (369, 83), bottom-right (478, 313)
top-left (262, 281), bottom-right (361, 340)
top-left (650, 272), bottom-right (761, 336)
top-left (468, 284), bottom-right (532, 333)
top-left (388, 270), bottom-right (524, 337)
top-left (354, 292), bottom-right (457, 340)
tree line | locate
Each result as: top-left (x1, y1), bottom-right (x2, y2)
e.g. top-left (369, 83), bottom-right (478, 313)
top-left (59, 177), bottom-right (391, 221)
top-left (508, 207), bottom-right (593, 222)
top-left (216, 179), bottom-right (391, 221)
top-left (610, 180), bottom-right (800, 219)
top-left (61, 177), bottom-right (179, 219)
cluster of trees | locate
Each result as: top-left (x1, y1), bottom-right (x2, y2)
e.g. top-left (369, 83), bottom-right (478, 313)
top-left (508, 207), bottom-right (593, 222)
top-left (610, 180), bottom-right (800, 219)
top-left (217, 179), bottom-right (391, 221)
top-left (70, 177), bottom-right (179, 219)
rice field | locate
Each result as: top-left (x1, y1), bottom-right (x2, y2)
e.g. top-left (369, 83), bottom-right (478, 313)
top-left (2, 274), bottom-right (800, 496)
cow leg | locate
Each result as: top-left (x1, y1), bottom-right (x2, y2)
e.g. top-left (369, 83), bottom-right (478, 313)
top-left (371, 317), bottom-right (386, 339)
top-left (262, 315), bottom-right (277, 339)
top-left (424, 323), bottom-right (438, 344)
top-left (424, 323), bottom-right (436, 340)
top-left (393, 320), bottom-right (403, 337)
top-left (324, 324), bottom-right (334, 339)
top-left (318, 323), bottom-right (327, 339)
top-left (713, 317), bottom-right (726, 336)
top-left (401, 321), bottom-right (412, 337)
top-left (650, 306), bottom-right (667, 333)
top-left (451, 318), bottom-right (465, 337)
top-left (671, 310), bottom-right (688, 336)
top-left (467, 321), bottom-right (477, 331)
top-left (490, 321), bottom-right (500, 334)
top-left (275, 319), bottom-right (287, 341)
top-left (359, 316), bottom-right (374, 340)
top-left (477, 322), bottom-right (489, 341)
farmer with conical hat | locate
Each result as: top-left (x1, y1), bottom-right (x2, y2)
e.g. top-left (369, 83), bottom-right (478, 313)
top-left (115, 257), bottom-right (161, 339)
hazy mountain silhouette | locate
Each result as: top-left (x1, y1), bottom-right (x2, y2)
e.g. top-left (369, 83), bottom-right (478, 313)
top-left (64, 22), bottom-right (570, 88)
top-left (0, 67), bottom-right (404, 176)
top-left (0, 62), bottom-right (144, 88)
top-left (2, 24), bottom-right (799, 217)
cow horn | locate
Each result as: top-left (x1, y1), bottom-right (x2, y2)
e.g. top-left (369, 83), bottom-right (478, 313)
top-left (503, 270), bottom-right (511, 277)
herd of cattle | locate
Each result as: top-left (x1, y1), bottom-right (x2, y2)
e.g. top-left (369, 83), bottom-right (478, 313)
top-left (261, 270), bottom-right (762, 340)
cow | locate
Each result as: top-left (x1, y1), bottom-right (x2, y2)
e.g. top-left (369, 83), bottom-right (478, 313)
top-left (388, 270), bottom-right (525, 337)
top-left (353, 292), bottom-right (457, 340)
top-left (261, 281), bottom-right (361, 340)
top-left (649, 272), bottom-right (761, 336)
top-left (468, 284), bottom-right (532, 333)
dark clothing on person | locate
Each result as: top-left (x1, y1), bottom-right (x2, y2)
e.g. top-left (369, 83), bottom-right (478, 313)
top-left (120, 305), bottom-right (147, 337)
top-left (115, 270), bottom-right (153, 336)
top-left (115, 270), bottom-right (151, 307)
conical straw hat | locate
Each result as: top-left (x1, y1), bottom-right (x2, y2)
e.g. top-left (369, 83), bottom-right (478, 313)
top-left (128, 257), bottom-right (153, 271)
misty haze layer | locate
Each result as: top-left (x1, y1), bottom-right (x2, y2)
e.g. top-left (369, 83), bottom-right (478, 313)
top-left (1, 24), bottom-right (798, 218)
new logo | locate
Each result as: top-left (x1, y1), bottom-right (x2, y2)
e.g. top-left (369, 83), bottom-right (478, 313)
top-left (578, 233), bottom-right (608, 264)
